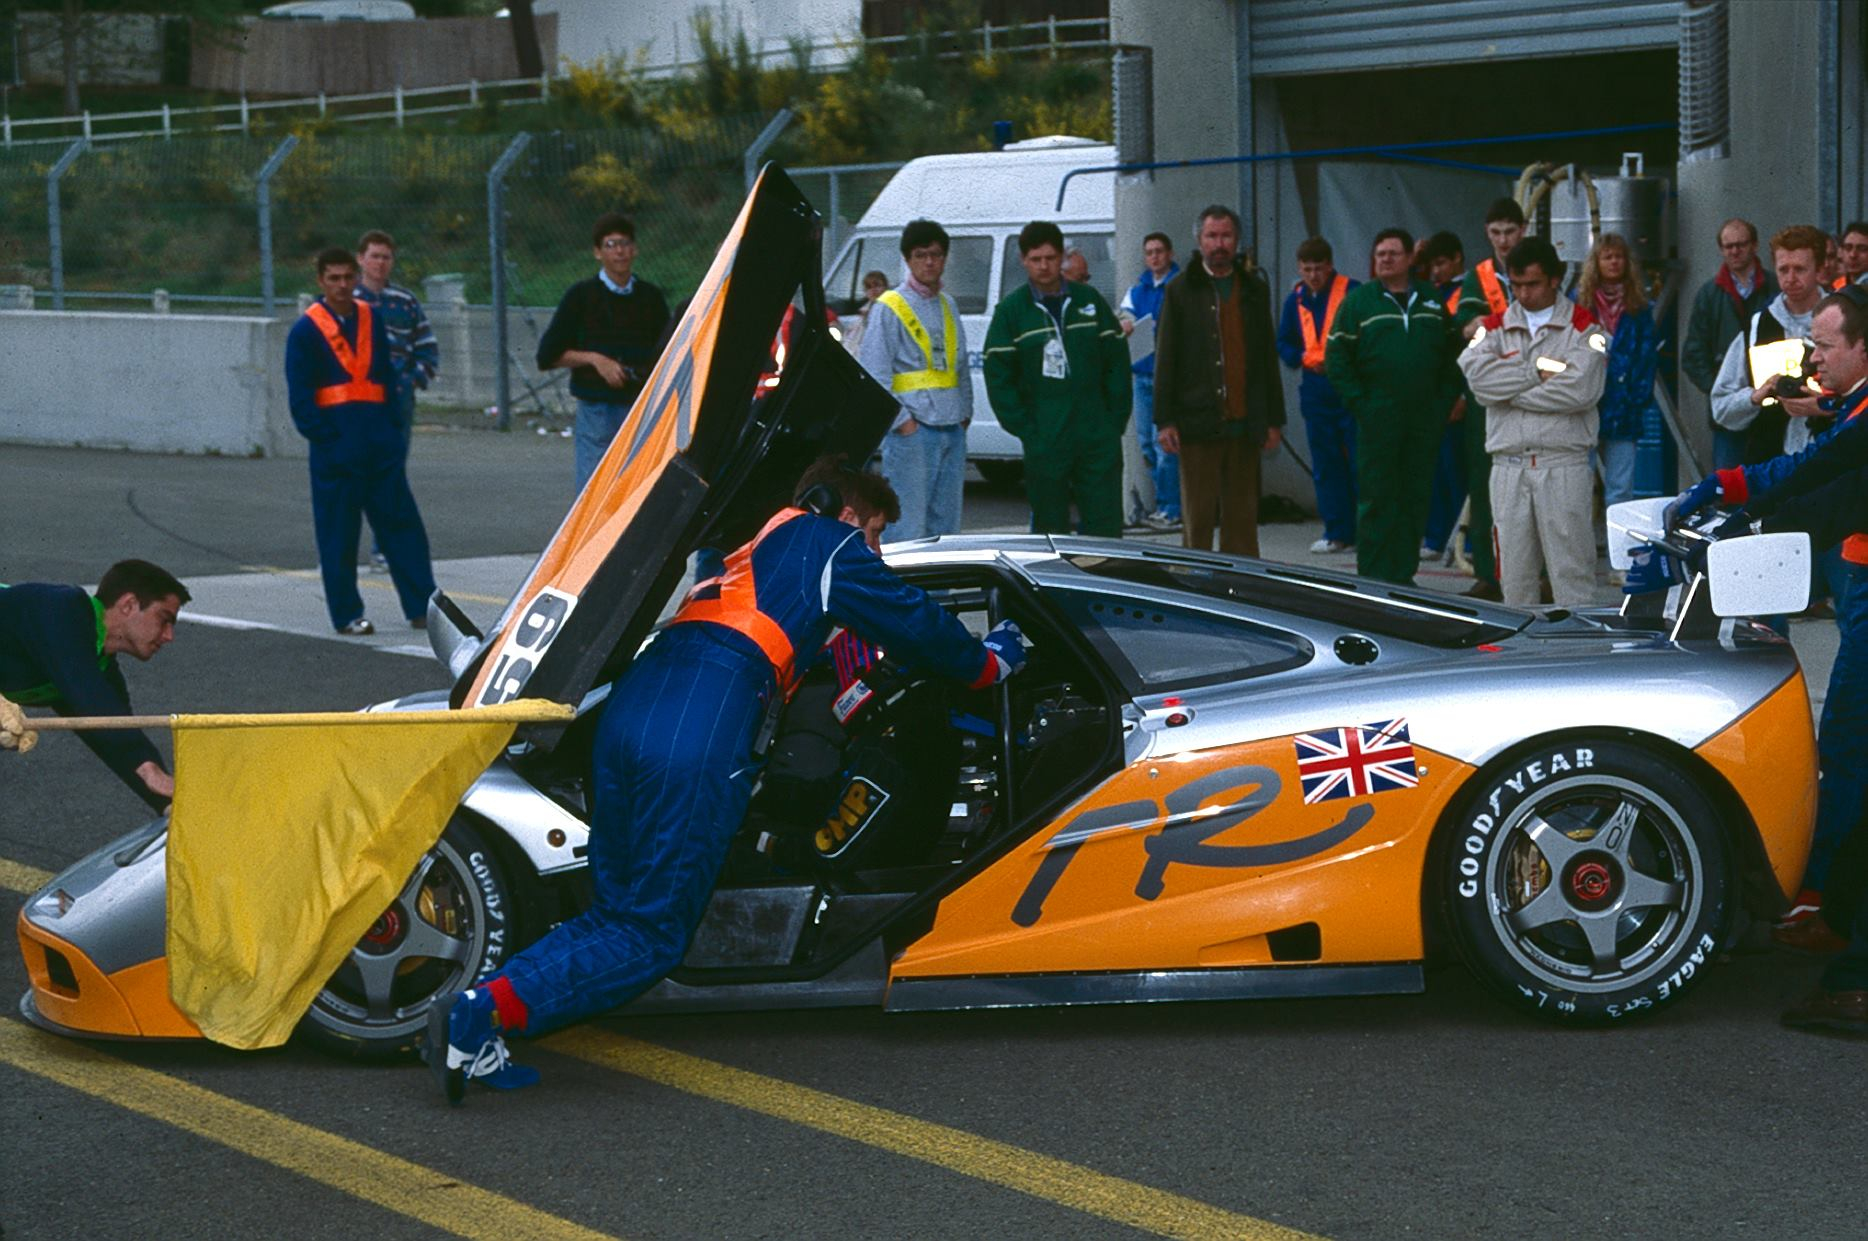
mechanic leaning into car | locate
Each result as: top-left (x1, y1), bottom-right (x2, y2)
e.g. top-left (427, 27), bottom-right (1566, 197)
top-left (0, 560), bottom-right (190, 809)
top-left (1663, 284), bottom-right (1868, 986)
top-left (426, 457), bottom-right (1029, 1101)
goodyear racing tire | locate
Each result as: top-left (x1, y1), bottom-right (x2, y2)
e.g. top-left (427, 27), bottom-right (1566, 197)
top-left (1443, 738), bottom-right (1731, 1024)
top-left (299, 815), bottom-right (523, 1060)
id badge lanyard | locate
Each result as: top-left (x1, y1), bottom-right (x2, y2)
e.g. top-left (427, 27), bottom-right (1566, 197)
top-left (1040, 293), bottom-right (1071, 380)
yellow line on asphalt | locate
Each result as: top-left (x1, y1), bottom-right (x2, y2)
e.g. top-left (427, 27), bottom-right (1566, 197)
top-left (244, 563), bottom-right (509, 606)
top-left (549, 1027), bottom-right (1322, 1241)
top-left (0, 858), bottom-right (53, 894)
top-left (0, 1021), bottom-right (618, 1241)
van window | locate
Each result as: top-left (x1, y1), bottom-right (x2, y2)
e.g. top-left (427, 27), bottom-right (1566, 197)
top-left (999, 232), bottom-right (1117, 301)
top-left (825, 238), bottom-right (889, 310)
top-left (939, 236), bottom-right (992, 314)
top-left (824, 235), bottom-right (993, 316)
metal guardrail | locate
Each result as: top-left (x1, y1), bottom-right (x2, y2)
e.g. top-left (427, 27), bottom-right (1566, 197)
top-left (0, 16), bottom-right (1111, 150)
top-left (0, 76), bottom-right (555, 148)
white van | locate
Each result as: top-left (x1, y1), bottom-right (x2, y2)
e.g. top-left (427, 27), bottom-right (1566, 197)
top-left (822, 137), bottom-right (1115, 481)
top-left (260, 0), bottom-right (416, 19)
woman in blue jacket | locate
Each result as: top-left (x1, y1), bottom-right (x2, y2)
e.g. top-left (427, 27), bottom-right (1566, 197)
top-left (1576, 234), bottom-right (1661, 510)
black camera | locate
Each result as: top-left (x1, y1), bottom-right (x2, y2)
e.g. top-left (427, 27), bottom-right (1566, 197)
top-left (1770, 346), bottom-right (1818, 400)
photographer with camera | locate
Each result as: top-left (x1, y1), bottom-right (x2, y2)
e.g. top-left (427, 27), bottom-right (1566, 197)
top-left (1710, 226), bottom-right (1834, 465)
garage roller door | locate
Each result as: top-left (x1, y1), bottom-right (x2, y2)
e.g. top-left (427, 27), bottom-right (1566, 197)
top-left (1247, 0), bottom-right (1683, 77)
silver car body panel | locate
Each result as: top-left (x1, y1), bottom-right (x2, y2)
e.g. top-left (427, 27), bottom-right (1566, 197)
top-left (18, 534), bottom-right (1802, 1031)
top-left (23, 820), bottom-right (169, 976)
top-left (366, 685), bottom-right (602, 876)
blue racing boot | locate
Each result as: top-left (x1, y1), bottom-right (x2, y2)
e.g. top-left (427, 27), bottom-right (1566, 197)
top-left (424, 987), bottom-right (540, 1105)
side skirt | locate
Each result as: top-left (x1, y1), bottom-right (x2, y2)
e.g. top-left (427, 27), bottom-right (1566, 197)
top-left (621, 941), bottom-right (889, 1015)
top-left (884, 963), bottom-right (1426, 1012)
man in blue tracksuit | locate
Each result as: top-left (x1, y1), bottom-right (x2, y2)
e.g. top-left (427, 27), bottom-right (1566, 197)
top-left (427, 459), bottom-right (1027, 1102)
top-left (284, 247), bottom-right (437, 635)
top-left (1666, 287), bottom-right (1868, 948)
top-left (1119, 232), bottom-right (1181, 527)
top-left (1275, 237), bottom-right (1359, 553)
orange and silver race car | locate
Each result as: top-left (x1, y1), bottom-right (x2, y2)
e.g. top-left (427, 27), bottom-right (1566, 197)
top-left (17, 170), bottom-right (1818, 1055)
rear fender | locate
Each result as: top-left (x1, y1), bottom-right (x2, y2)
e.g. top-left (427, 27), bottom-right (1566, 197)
top-left (1420, 725), bottom-right (1781, 958)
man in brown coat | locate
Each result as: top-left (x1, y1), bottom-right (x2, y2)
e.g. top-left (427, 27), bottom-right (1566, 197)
top-left (1153, 205), bottom-right (1286, 555)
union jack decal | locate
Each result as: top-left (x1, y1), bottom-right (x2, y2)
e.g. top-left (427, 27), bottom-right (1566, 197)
top-left (1294, 719), bottom-right (1418, 804)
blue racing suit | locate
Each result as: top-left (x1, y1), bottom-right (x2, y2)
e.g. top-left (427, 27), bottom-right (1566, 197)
top-left (1724, 382), bottom-right (1868, 893)
top-left (498, 508), bottom-right (997, 1033)
top-left (1276, 276), bottom-right (1360, 545)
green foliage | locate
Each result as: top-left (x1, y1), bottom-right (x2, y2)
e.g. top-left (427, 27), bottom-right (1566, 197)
top-left (0, 11), bottom-right (1110, 303)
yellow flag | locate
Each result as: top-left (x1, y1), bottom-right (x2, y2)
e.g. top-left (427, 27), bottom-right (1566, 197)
top-left (165, 699), bottom-right (574, 1050)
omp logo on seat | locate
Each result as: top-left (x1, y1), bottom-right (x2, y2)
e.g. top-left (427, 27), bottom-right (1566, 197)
top-left (816, 777), bottom-right (890, 857)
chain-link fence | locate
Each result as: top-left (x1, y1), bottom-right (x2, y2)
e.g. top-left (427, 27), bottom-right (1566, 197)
top-left (0, 114), bottom-right (774, 421)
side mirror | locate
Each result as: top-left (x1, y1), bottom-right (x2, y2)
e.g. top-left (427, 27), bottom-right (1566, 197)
top-left (1606, 497), bottom-right (1673, 570)
top-left (425, 590), bottom-right (486, 681)
top-left (1705, 532), bottom-right (1811, 617)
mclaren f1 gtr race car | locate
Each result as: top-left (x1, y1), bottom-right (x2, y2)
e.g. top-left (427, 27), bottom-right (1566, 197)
top-left (17, 170), bottom-right (1818, 1056)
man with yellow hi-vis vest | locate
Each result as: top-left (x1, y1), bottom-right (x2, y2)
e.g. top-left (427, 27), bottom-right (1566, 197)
top-left (858, 219), bottom-right (972, 541)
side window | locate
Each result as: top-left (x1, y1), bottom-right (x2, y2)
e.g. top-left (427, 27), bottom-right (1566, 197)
top-left (825, 238), bottom-right (892, 310)
top-left (941, 236), bottom-right (993, 315)
top-left (1051, 589), bottom-right (1311, 693)
top-left (1000, 236), bottom-right (1027, 307)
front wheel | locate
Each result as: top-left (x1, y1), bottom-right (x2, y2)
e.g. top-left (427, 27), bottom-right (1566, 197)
top-left (1443, 739), bottom-right (1730, 1023)
top-left (298, 815), bottom-right (524, 1059)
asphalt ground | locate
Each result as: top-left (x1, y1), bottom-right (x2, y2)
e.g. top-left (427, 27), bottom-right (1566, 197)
top-left (2, 430), bottom-right (1861, 1241)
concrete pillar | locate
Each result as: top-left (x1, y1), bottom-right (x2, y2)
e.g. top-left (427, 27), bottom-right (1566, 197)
top-left (1109, 0), bottom-right (1241, 300)
top-left (1674, 0), bottom-right (1834, 479)
top-left (152, 289), bottom-right (171, 314)
top-left (0, 285), bottom-right (35, 310)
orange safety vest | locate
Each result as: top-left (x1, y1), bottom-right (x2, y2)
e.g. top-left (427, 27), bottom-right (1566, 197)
top-left (304, 300), bottom-right (387, 408)
top-left (1296, 273), bottom-right (1349, 370)
top-left (669, 507), bottom-right (809, 688)
top-left (1475, 259), bottom-right (1509, 316)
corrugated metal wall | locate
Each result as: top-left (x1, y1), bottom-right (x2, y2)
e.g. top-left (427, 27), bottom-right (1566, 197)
top-left (1246, 0), bottom-right (1682, 77)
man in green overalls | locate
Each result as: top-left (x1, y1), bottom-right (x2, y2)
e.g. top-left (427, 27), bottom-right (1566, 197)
top-left (983, 220), bottom-right (1133, 536)
top-left (1324, 228), bottom-right (1462, 586)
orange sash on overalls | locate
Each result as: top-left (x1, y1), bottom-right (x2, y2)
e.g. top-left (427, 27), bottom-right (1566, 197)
top-left (305, 300), bottom-right (387, 407)
top-left (670, 507), bottom-right (810, 688)
top-left (1296, 273), bottom-right (1349, 370)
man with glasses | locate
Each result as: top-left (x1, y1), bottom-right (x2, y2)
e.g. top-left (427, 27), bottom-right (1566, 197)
top-left (537, 213), bottom-right (672, 492)
top-left (858, 218), bottom-right (972, 540)
top-left (1684, 218), bottom-right (1777, 470)
top-left (1323, 227), bottom-right (1460, 586)
top-left (1459, 237), bottom-right (1609, 606)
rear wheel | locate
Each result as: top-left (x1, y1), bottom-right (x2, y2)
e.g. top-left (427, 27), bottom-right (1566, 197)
top-left (298, 815), bottom-right (523, 1059)
top-left (1443, 739), bottom-right (1730, 1023)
